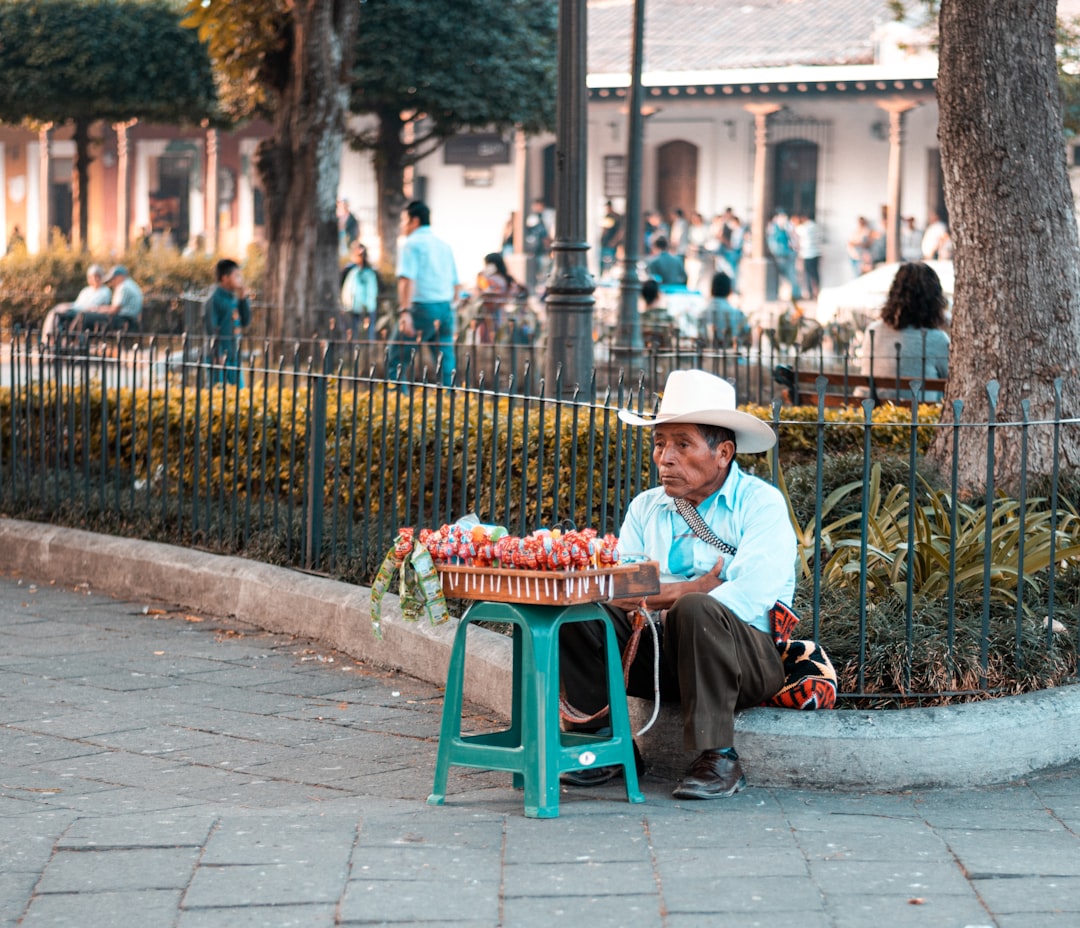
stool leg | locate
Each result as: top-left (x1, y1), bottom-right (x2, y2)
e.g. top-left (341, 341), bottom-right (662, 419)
top-left (600, 619), bottom-right (645, 805)
top-left (427, 616), bottom-right (471, 806)
top-left (522, 613), bottom-right (560, 819)
top-left (509, 625), bottom-right (525, 791)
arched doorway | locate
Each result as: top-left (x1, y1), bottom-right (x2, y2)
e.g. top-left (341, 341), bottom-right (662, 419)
top-left (657, 140), bottom-right (698, 218)
top-left (772, 139), bottom-right (819, 218)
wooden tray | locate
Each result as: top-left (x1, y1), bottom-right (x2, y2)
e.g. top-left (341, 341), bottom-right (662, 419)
top-left (436, 560), bottom-right (659, 606)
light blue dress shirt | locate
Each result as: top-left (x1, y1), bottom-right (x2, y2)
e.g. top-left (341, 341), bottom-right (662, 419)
top-left (618, 462), bottom-right (797, 634)
top-left (396, 226), bottom-right (459, 303)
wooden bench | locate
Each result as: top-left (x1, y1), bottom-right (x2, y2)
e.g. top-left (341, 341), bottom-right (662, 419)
top-left (773, 364), bottom-right (947, 407)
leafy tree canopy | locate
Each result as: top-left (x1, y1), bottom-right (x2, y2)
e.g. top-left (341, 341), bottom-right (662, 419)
top-left (0, 0), bottom-right (217, 126)
top-left (888, 0), bottom-right (1080, 136)
top-left (181, 0), bottom-right (290, 122)
top-left (349, 0), bottom-right (557, 160)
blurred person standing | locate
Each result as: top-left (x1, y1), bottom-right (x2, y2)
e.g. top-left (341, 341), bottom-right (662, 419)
top-left (900, 216), bottom-right (923, 262)
top-left (473, 252), bottom-right (526, 344)
top-left (792, 214), bottom-right (822, 300)
top-left (599, 200), bottom-right (624, 275)
top-left (204, 258), bottom-right (252, 385)
top-left (766, 209), bottom-right (801, 299)
top-left (847, 216), bottom-right (875, 276)
top-left (389, 200), bottom-right (461, 386)
top-left (340, 242), bottom-right (379, 340)
top-left (921, 212), bottom-right (949, 260)
top-left (523, 197), bottom-right (551, 290)
top-left (337, 198), bottom-right (359, 257)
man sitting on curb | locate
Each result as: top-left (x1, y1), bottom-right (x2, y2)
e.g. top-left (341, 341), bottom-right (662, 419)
top-left (559, 369), bottom-right (796, 799)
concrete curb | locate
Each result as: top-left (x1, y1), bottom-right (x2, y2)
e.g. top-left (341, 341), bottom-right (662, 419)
top-left (3, 517), bottom-right (1078, 790)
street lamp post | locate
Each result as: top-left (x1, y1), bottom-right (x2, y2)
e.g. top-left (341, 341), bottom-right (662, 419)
top-left (615, 0), bottom-right (647, 373)
top-left (544, 0), bottom-right (596, 398)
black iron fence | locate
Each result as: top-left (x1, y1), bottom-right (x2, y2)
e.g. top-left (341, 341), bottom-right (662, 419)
top-left (2, 329), bottom-right (1078, 704)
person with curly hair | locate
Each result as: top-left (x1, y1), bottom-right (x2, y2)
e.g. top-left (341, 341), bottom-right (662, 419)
top-left (860, 261), bottom-right (950, 402)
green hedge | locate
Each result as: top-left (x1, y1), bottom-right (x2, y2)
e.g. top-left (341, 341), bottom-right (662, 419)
top-left (0, 240), bottom-right (265, 332)
top-left (0, 378), bottom-right (1075, 704)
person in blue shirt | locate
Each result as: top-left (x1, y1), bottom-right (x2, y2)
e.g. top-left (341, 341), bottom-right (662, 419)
top-left (388, 201), bottom-right (461, 386)
top-left (560, 369), bottom-right (797, 799)
top-left (204, 258), bottom-right (251, 385)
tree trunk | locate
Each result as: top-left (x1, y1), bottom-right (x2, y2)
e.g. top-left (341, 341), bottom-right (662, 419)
top-left (372, 106), bottom-right (408, 282)
top-left (257, 0), bottom-right (359, 342)
top-left (72, 118), bottom-right (91, 251)
top-left (931, 0), bottom-right (1080, 493)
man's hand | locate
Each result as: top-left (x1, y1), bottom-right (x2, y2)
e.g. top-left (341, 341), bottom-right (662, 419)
top-left (695, 557), bottom-right (725, 594)
top-left (397, 276), bottom-right (415, 337)
top-left (609, 557), bottom-right (724, 613)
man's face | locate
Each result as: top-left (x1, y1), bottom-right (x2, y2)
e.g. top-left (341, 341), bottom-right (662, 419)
top-left (651, 423), bottom-right (733, 504)
top-left (400, 212), bottom-right (419, 236)
top-left (222, 268), bottom-right (244, 293)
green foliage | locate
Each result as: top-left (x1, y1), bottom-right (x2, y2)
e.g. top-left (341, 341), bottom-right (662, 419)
top-left (0, 240), bottom-right (224, 329)
top-left (0, 376), bottom-right (1075, 706)
top-left (182, 0), bottom-right (291, 121)
top-left (888, 0), bottom-right (1080, 136)
top-left (349, 0), bottom-right (557, 156)
top-left (747, 400), bottom-right (940, 464)
top-left (803, 585), bottom-right (1077, 707)
top-left (793, 464), bottom-right (1080, 612)
top-left (0, 0), bottom-right (217, 126)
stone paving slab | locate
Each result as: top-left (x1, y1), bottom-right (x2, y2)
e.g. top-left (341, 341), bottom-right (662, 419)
top-left (18, 888), bottom-right (186, 927)
top-left (4, 573), bottom-right (1080, 927)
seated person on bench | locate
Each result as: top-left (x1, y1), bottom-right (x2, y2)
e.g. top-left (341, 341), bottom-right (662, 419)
top-left (860, 261), bottom-right (950, 402)
top-left (41, 264), bottom-right (112, 339)
top-left (69, 265), bottom-right (143, 336)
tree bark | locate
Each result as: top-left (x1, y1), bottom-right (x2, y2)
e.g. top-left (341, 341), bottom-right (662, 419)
top-left (931, 0), bottom-right (1080, 493)
top-left (257, 0), bottom-right (359, 342)
top-left (71, 118), bottom-right (91, 251)
top-left (372, 106), bottom-right (408, 281)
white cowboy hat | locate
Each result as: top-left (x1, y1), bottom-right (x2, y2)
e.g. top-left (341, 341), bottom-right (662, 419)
top-left (618, 370), bottom-right (776, 454)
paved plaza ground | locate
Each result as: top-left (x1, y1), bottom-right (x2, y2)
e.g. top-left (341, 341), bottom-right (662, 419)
top-left (3, 573), bottom-right (1080, 927)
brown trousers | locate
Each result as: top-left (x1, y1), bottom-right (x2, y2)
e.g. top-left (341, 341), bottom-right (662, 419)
top-left (559, 592), bottom-right (784, 751)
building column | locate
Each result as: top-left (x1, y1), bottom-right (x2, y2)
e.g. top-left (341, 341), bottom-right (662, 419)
top-left (38, 124), bottom-right (53, 251)
top-left (507, 125), bottom-right (527, 283)
top-left (544, 0), bottom-right (596, 398)
top-left (878, 99), bottom-right (918, 264)
top-left (115, 120), bottom-right (136, 253)
top-left (740, 103), bottom-right (782, 313)
top-left (205, 127), bottom-right (219, 254)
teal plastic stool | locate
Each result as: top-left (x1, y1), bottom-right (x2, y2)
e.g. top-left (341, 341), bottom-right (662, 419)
top-left (427, 599), bottom-right (644, 818)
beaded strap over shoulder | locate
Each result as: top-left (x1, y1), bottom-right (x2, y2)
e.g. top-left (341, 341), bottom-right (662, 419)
top-left (672, 497), bottom-right (738, 558)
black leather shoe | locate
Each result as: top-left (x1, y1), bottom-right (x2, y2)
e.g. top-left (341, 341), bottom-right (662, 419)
top-left (672, 749), bottom-right (746, 800)
top-left (561, 742), bottom-right (644, 787)
top-left (560, 764), bottom-right (622, 787)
